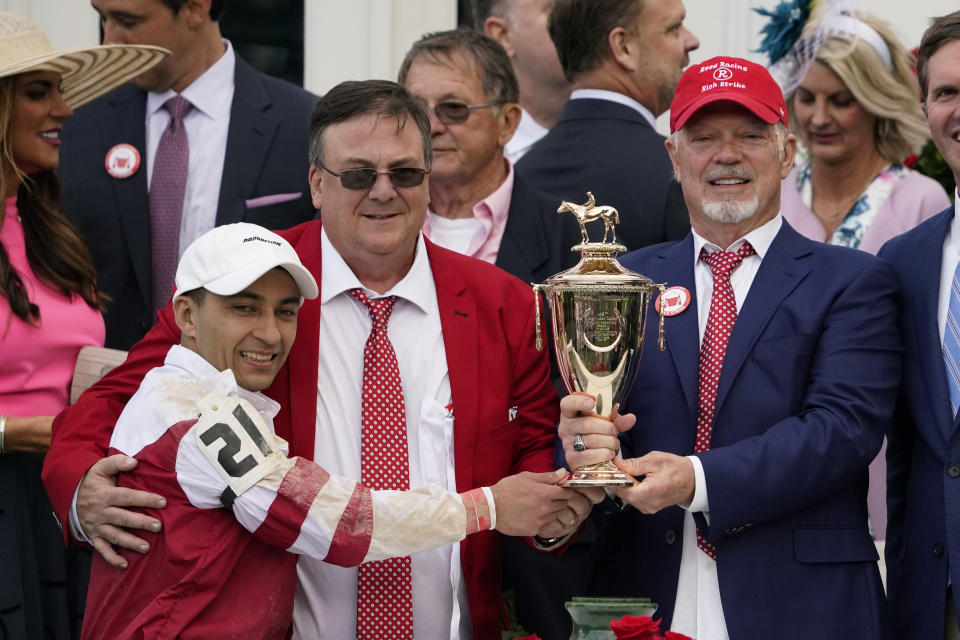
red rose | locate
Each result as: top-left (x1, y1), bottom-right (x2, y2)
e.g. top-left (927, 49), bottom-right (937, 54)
top-left (664, 632), bottom-right (695, 640)
top-left (514, 635), bottom-right (542, 640)
top-left (609, 614), bottom-right (662, 640)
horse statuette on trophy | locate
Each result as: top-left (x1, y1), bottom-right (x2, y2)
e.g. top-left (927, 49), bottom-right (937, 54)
top-left (533, 192), bottom-right (667, 487)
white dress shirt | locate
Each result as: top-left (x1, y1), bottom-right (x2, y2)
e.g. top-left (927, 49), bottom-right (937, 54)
top-left (569, 88), bottom-right (656, 129)
top-left (937, 189), bottom-right (960, 342)
top-left (505, 107), bottom-right (549, 164)
top-left (145, 39), bottom-right (235, 258)
top-left (670, 214), bottom-right (783, 640)
top-left (292, 229), bottom-right (471, 640)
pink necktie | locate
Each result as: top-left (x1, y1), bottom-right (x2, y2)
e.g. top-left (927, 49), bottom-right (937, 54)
top-left (149, 95), bottom-right (192, 313)
top-left (348, 288), bottom-right (414, 640)
top-left (694, 242), bottom-right (755, 560)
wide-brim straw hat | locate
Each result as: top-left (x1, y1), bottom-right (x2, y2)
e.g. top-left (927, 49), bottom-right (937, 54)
top-left (0, 13), bottom-right (169, 109)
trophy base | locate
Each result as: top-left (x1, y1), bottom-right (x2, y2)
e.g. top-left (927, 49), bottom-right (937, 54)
top-left (562, 461), bottom-right (635, 487)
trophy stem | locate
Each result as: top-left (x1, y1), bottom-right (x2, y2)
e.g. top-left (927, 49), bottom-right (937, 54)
top-left (562, 460), bottom-right (635, 487)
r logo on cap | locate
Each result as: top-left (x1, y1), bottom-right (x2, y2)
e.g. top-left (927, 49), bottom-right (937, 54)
top-left (713, 68), bottom-right (734, 81)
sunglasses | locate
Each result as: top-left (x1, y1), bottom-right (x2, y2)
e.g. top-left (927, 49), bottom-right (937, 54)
top-left (430, 100), bottom-right (501, 124)
top-left (319, 165), bottom-right (430, 190)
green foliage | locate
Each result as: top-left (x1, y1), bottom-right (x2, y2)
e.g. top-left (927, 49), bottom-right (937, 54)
top-left (915, 139), bottom-right (957, 201)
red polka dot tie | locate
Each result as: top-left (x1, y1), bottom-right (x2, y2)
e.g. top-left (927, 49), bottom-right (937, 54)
top-left (694, 242), bottom-right (755, 560)
top-left (348, 288), bottom-right (413, 640)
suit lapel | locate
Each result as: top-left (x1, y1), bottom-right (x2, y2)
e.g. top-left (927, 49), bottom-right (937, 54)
top-left (714, 224), bottom-right (811, 411)
top-left (279, 226), bottom-right (324, 460)
top-left (427, 242), bottom-right (480, 492)
top-left (102, 86), bottom-right (152, 310)
top-left (215, 58), bottom-right (280, 225)
top-left (905, 209), bottom-right (956, 441)
top-left (655, 236), bottom-right (700, 425)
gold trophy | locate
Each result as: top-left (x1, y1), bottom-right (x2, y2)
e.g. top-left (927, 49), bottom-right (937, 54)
top-left (533, 192), bottom-right (666, 487)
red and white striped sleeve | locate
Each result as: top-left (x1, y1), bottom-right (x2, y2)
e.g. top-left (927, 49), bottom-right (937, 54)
top-left (180, 394), bottom-right (495, 565)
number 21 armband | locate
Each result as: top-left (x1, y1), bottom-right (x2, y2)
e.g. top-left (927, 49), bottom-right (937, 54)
top-left (194, 393), bottom-right (285, 508)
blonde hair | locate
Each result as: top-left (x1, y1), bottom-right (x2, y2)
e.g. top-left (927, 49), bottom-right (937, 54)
top-left (786, 11), bottom-right (927, 163)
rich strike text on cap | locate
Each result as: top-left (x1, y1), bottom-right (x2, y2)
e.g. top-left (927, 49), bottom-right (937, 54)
top-left (173, 223), bottom-right (319, 301)
top-left (669, 56), bottom-right (788, 133)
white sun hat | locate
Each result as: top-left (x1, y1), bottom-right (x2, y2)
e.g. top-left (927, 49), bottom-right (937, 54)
top-left (173, 223), bottom-right (319, 301)
top-left (0, 13), bottom-right (169, 108)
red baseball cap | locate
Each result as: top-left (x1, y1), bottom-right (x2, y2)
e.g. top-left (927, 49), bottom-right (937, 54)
top-left (669, 56), bottom-right (788, 133)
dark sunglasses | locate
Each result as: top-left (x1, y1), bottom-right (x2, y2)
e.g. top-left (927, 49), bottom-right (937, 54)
top-left (319, 165), bottom-right (430, 190)
top-left (431, 100), bottom-right (501, 124)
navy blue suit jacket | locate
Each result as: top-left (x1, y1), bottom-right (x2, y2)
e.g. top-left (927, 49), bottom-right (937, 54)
top-left (880, 205), bottom-right (960, 639)
top-left (58, 56), bottom-right (317, 349)
top-left (581, 221), bottom-right (898, 638)
top-left (515, 98), bottom-right (689, 252)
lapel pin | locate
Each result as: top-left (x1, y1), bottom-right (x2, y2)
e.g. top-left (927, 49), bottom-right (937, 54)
top-left (655, 286), bottom-right (691, 317)
top-left (105, 143), bottom-right (140, 179)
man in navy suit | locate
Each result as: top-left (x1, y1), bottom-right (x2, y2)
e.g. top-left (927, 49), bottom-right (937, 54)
top-left (516, 0), bottom-right (698, 252)
top-left (58, 0), bottom-right (316, 350)
top-left (881, 11), bottom-right (960, 640)
top-left (558, 57), bottom-right (899, 640)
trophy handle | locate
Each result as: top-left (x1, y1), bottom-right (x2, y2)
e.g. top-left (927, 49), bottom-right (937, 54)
top-left (532, 284), bottom-right (546, 351)
top-left (654, 283), bottom-right (667, 351)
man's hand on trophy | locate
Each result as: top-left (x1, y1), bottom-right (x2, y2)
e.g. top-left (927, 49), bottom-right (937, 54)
top-left (609, 452), bottom-right (695, 514)
top-left (491, 469), bottom-right (573, 536)
top-left (558, 393), bottom-right (636, 469)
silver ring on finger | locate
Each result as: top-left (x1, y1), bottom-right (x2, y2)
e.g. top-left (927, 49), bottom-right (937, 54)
top-left (573, 433), bottom-right (586, 452)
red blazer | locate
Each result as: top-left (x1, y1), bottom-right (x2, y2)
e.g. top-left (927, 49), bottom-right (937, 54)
top-left (43, 220), bottom-right (558, 639)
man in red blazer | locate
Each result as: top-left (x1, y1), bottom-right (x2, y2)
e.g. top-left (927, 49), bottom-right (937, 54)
top-left (43, 80), bottom-right (593, 639)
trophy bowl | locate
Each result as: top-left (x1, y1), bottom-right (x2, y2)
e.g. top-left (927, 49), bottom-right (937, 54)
top-left (533, 193), bottom-right (665, 487)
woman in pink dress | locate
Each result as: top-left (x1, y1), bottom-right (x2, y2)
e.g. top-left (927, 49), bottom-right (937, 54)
top-left (0, 14), bottom-right (165, 638)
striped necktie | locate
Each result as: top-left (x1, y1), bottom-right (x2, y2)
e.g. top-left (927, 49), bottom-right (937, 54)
top-left (943, 261), bottom-right (960, 417)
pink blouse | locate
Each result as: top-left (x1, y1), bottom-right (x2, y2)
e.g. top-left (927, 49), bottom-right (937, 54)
top-left (0, 196), bottom-right (104, 417)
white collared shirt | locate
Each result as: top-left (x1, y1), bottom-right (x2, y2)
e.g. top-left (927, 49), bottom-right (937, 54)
top-left (293, 229), bottom-right (470, 640)
top-left (505, 107), bottom-right (549, 164)
top-left (671, 214), bottom-right (783, 640)
top-left (569, 88), bottom-right (656, 129)
top-left (937, 189), bottom-right (960, 342)
top-left (145, 39), bottom-right (236, 258)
